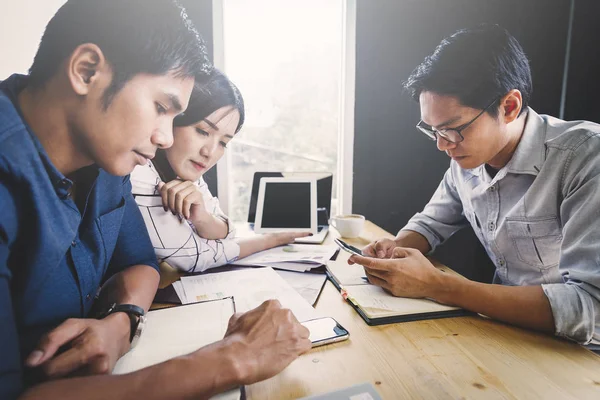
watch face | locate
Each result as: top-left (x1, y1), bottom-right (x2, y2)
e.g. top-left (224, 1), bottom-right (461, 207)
top-left (130, 315), bottom-right (147, 349)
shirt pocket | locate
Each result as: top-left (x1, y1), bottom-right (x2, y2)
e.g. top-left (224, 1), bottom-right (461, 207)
top-left (95, 196), bottom-right (126, 271)
top-left (506, 217), bottom-right (562, 268)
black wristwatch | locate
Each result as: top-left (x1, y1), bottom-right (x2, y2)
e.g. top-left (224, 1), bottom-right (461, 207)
top-left (98, 303), bottom-right (146, 349)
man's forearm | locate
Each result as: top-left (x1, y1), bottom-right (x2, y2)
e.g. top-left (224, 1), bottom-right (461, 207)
top-left (433, 274), bottom-right (556, 333)
top-left (97, 265), bottom-right (160, 312)
top-left (21, 339), bottom-right (243, 400)
top-left (394, 230), bottom-right (431, 254)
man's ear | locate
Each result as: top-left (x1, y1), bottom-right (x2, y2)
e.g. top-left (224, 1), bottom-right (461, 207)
top-left (499, 89), bottom-right (523, 124)
top-left (66, 43), bottom-right (109, 96)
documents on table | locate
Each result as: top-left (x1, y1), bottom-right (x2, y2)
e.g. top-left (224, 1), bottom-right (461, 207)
top-left (276, 269), bottom-right (328, 306)
top-left (230, 244), bottom-right (338, 272)
top-left (179, 267), bottom-right (319, 322)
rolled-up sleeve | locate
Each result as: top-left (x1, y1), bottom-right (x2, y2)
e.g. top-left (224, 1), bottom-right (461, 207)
top-left (401, 167), bottom-right (469, 252)
top-left (106, 178), bottom-right (160, 276)
top-left (0, 182), bottom-right (23, 399)
top-left (542, 139), bottom-right (600, 343)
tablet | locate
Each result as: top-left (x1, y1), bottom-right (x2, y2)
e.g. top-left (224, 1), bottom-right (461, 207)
top-left (254, 177), bottom-right (318, 234)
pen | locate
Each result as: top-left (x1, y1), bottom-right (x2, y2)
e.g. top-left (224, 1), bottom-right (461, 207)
top-left (361, 276), bottom-right (369, 282)
top-left (231, 296), bottom-right (237, 313)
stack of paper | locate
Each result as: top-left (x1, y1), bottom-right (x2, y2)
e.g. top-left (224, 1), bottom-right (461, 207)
top-left (230, 244), bottom-right (338, 272)
top-left (178, 267), bottom-right (319, 322)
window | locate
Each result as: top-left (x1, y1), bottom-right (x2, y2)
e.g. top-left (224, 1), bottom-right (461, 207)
top-left (214, 0), bottom-right (355, 222)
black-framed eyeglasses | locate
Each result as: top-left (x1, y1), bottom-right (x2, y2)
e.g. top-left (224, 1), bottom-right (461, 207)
top-left (416, 98), bottom-right (498, 144)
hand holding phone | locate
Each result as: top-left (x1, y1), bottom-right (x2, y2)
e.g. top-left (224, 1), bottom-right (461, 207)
top-left (334, 238), bottom-right (363, 256)
top-left (301, 317), bottom-right (349, 347)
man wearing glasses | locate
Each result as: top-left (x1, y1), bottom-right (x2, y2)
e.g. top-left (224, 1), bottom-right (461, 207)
top-left (349, 24), bottom-right (600, 345)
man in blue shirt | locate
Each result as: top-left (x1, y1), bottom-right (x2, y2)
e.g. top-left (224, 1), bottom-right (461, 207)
top-left (0, 1), bottom-right (311, 399)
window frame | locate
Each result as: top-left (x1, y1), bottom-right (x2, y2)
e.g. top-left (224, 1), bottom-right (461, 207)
top-left (212, 0), bottom-right (356, 217)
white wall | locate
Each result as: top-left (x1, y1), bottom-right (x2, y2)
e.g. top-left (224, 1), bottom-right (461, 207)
top-left (0, 0), bottom-right (67, 80)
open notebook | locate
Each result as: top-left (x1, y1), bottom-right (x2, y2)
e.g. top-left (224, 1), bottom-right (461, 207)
top-left (327, 261), bottom-right (470, 326)
top-left (112, 298), bottom-right (242, 400)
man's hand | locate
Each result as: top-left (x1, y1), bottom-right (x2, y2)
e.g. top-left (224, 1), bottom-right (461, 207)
top-left (220, 300), bottom-right (311, 385)
top-left (348, 238), bottom-right (398, 265)
top-left (349, 247), bottom-right (445, 299)
top-left (25, 313), bottom-right (131, 378)
top-left (157, 180), bottom-right (208, 222)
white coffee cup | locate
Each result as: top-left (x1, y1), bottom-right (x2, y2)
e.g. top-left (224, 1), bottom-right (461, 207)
top-left (329, 214), bottom-right (365, 238)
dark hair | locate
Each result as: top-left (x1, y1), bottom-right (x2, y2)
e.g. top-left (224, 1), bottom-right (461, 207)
top-left (154, 69), bottom-right (245, 182)
top-left (174, 69), bottom-right (245, 132)
top-left (28, 0), bottom-right (212, 108)
top-left (404, 24), bottom-right (532, 118)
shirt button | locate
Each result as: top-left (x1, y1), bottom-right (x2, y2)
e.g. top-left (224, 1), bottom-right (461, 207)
top-left (71, 241), bottom-right (77, 247)
top-left (498, 259), bottom-right (505, 266)
top-left (86, 294), bottom-right (91, 301)
top-left (489, 185), bottom-right (496, 192)
top-left (488, 222), bottom-right (495, 231)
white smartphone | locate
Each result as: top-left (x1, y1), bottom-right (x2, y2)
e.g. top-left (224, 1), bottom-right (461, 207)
top-left (301, 317), bottom-right (349, 348)
top-left (334, 237), bottom-right (363, 257)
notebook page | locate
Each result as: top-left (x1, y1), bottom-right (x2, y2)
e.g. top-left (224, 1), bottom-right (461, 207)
top-left (326, 260), bottom-right (368, 286)
top-left (345, 284), bottom-right (460, 318)
top-left (113, 298), bottom-right (233, 374)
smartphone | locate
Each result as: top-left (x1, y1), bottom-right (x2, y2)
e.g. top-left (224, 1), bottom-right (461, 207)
top-left (334, 237), bottom-right (363, 257)
top-left (301, 317), bottom-right (349, 348)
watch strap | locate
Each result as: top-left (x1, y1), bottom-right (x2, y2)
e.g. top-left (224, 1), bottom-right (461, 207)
top-left (98, 303), bottom-right (145, 342)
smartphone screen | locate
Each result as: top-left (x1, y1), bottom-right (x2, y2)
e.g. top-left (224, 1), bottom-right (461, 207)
top-left (334, 238), bottom-right (363, 256)
top-left (301, 317), bottom-right (349, 347)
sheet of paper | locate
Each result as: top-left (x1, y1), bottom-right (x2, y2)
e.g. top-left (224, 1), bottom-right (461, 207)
top-left (172, 280), bottom-right (186, 303)
top-left (180, 267), bottom-right (319, 322)
top-left (231, 244), bottom-right (337, 266)
top-left (276, 270), bottom-right (327, 306)
top-left (345, 284), bottom-right (460, 318)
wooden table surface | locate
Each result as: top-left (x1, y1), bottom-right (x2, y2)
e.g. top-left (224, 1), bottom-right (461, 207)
top-left (156, 221), bottom-right (600, 399)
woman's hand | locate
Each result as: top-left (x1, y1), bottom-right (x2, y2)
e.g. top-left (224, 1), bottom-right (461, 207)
top-left (266, 231), bottom-right (312, 247)
top-left (157, 180), bottom-right (210, 223)
top-left (236, 232), bottom-right (312, 259)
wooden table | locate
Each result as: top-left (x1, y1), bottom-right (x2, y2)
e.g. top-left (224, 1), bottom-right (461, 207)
top-left (156, 221), bottom-right (600, 399)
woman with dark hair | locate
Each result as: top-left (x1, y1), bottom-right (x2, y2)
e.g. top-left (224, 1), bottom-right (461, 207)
top-left (131, 70), bottom-right (308, 273)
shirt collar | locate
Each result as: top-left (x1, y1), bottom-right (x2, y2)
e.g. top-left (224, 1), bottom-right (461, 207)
top-left (464, 107), bottom-right (547, 179)
top-left (504, 107), bottom-right (547, 176)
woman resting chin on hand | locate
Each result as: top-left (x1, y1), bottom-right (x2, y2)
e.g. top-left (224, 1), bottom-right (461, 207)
top-left (130, 70), bottom-right (309, 273)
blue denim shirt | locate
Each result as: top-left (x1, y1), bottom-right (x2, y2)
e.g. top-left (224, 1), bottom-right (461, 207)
top-left (0, 75), bottom-right (159, 398)
top-left (403, 108), bottom-right (600, 344)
